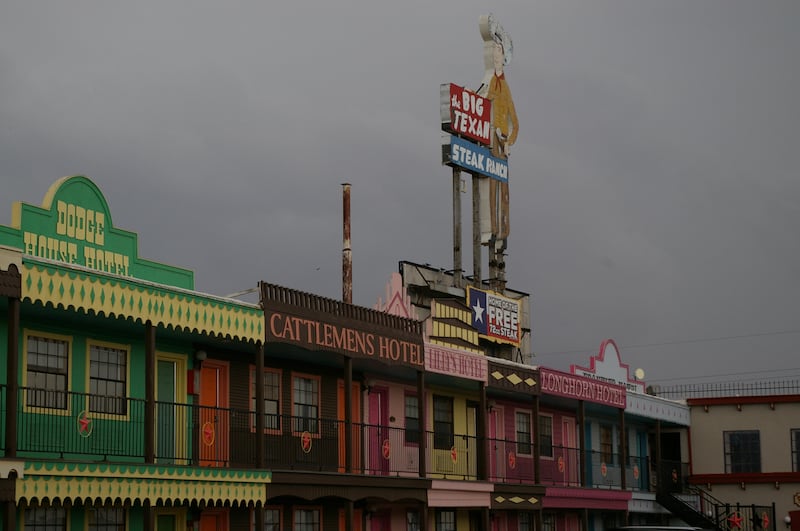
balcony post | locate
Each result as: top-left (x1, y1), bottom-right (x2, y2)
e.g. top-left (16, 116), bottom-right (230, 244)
top-left (478, 382), bottom-right (488, 480)
top-left (655, 420), bottom-right (662, 493)
top-left (345, 356), bottom-right (353, 473)
top-left (417, 370), bottom-right (426, 478)
top-left (533, 395), bottom-right (540, 484)
top-left (5, 295), bottom-right (19, 457)
top-left (619, 408), bottom-right (627, 490)
top-left (255, 342), bottom-right (265, 468)
top-left (3, 501), bottom-right (16, 531)
top-left (144, 320), bottom-right (156, 463)
top-left (578, 400), bottom-right (586, 487)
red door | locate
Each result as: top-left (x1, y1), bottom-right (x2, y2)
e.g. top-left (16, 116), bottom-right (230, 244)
top-left (368, 388), bottom-right (390, 475)
top-left (199, 360), bottom-right (229, 467)
top-left (489, 407), bottom-right (504, 481)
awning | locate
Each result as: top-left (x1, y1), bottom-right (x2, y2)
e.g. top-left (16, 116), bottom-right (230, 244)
top-left (15, 462), bottom-right (271, 507)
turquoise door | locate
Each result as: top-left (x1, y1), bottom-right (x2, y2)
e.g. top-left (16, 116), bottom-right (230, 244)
top-left (156, 360), bottom-right (176, 464)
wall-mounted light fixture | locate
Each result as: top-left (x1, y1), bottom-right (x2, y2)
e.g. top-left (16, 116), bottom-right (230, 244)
top-left (195, 350), bottom-right (207, 362)
top-left (487, 400), bottom-right (497, 411)
top-left (784, 515), bottom-right (791, 529)
top-left (364, 379), bottom-right (376, 393)
top-left (775, 481), bottom-right (781, 490)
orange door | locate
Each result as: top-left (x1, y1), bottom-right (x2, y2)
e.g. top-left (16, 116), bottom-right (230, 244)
top-left (338, 508), bottom-right (363, 531)
top-left (199, 510), bottom-right (228, 531)
top-left (199, 361), bottom-right (229, 467)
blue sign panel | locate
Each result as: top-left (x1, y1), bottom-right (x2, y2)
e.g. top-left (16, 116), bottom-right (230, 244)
top-left (442, 135), bottom-right (508, 183)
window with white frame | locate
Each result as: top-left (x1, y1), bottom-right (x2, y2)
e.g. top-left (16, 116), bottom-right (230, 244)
top-left (26, 335), bottom-right (69, 409)
top-left (251, 368), bottom-right (281, 431)
top-left (405, 394), bottom-right (420, 444)
top-left (724, 430), bottom-right (761, 473)
top-left (292, 376), bottom-right (319, 434)
top-left (293, 508), bottom-right (320, 531)
top-left (539, 415), bottom-right (553, 457)
top-left (88, 506), bottom-right (125, 531)
top-left (435, 509), bottom-right (456, 531)
top-left (516, 411), bottom-right (532, 455)
top-left (89, 343), bottom-right (127, 415)
top-left (24, 506), bottom-right (66, 531)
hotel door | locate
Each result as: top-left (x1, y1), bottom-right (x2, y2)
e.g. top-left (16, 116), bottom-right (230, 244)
top-left (199, 510), bottom-right (228, 531)
top-left (199, 360), bottom-right (229, 466)
top-left (367, 387), bottom-right (390, 475)
top-left (563, 417), bottom-right (579, 485)
top-left (488, 406), bottom-right (504, 481)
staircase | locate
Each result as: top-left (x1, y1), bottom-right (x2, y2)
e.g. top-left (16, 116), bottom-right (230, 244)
top-left (656, 488), bottom-right (720, 530)
top-left (657, 486), bottom-right (775, 531)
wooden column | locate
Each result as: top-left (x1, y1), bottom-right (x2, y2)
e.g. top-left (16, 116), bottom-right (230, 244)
top-left (144, 321), bottom-right (156, 463)
top-left (255, 343), bottom-right (265, 468)
top-left (578, 401), bottom-right (586, 487)
top-left (619, 408), bottom-right (627, 490)
top-left (5, 296), bottom-right (19, 457)
top-left (418, 370), bottom-right (427, 478)
top-left (533, 395), bottom-right (540, 484)
top-left (345, 357), bottom-right (353, 473)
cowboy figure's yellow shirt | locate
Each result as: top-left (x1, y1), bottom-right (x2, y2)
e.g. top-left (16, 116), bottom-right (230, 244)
top-left (487, 73), bottom-right (519, 158)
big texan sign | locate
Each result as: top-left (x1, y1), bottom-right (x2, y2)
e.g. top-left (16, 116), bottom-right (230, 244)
top-left (467, 287), bottom-right (520, 346)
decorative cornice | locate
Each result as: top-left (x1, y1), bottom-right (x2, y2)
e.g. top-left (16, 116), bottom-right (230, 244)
top-left (16, 461), bottom-right (271, 507)
top-left (22, 260), bottom-right (263, 343)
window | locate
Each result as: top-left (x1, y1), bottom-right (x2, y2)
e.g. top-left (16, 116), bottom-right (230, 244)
top-left (26, 335), bottom-right (69, 409)
top-left (294, 508), bottom-right (320, 531)
top-left (405, 394), bottom-right (420, 444)
top-left (89, 343), bottom-right (127, 415)
top-left (24, 506), bottom-right (66, 531)
top-left (407, 511), bottom-right (421, 531)
top-left (793, 429), bottom-right (800, 472)
top-left (292, 375), bottom-right (319, 434)
top-left (88, 506), bottom-right (125, 531)
top-left (724, 430), bottom-right (761, 473)
top-left (539, 415), bottom-right (553, 458)
top-left (436, 510), bottom-right (456, 531)
top-left (265, 509), bottom-right (280, 531)
top-left (251, 368), bottom-right (281, 431)
top-left (542, 513), bottom-right (556, 531)
top-left (600, 424), bottom-right (613, 464)
top-left (251, 508), bottom-right (281, 531)
top-left (518, 512), bottom-right (532, 531)
top-left (433, 395), bottom-right (454, 450)
top-left (516, 411), bottom-right (532, 455)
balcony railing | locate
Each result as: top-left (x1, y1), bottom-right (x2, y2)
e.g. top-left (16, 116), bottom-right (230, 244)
top-left (0, 385), bottom-right (664, 490)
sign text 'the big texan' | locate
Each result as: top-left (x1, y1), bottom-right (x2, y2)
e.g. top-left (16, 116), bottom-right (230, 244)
top-left (440, 83), bottom-right (492, 146)
top-left (467, 287), bottom-right (520, 346)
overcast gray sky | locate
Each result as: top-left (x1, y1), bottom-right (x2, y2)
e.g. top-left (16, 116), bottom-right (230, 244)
top-left (2, 1), bottom-right (798, 386)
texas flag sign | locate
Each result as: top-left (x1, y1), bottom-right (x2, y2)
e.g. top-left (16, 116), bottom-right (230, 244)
top-left (467, 287), bottom-right (520, 346)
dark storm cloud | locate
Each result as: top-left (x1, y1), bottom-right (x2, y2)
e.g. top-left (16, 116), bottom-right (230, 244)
top-left (1, 0), bottom-right (798, 384)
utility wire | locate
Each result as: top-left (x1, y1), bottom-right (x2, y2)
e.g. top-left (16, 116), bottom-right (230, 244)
top-left (533, 329), bottom-right (800, 357)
